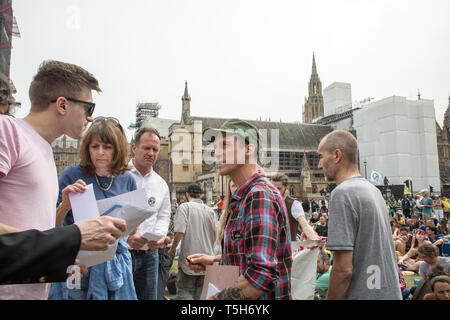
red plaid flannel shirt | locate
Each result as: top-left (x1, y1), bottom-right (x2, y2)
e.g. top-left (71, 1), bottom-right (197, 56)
top-left (221, 171), bottom-right (292, 299)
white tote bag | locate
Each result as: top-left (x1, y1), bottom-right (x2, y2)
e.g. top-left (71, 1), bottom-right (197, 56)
top-left (291, 240), bottom-right (321, 300)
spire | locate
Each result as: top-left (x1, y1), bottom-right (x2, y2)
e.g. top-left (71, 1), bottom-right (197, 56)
top-left (300, 151), bottom-right (313, 197)
top-left (303, 52), bottom-right (323, 123)
top-left (181, 81), bottom-right (191, 125)
top-left (301, 151), bottom-right (310, 170)
top-left (312, 51), bottom-right (317, 74)
top-left (183, 81), bottom-right (191, 101)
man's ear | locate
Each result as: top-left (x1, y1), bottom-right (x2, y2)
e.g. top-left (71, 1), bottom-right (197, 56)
top-left (245, 143), bottom-right (258, 165)
top-left (334, 149), bottom-right (343, 164)
top-left (54, 97), bottom-right (67, 115)
top-left (246, 143), bottom-right (256, 157)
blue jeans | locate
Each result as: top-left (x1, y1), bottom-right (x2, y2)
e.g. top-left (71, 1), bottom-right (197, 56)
top-left (130, 249), bottom-right (159, 300)
top-left (157, 247), bottom-right (173, 300)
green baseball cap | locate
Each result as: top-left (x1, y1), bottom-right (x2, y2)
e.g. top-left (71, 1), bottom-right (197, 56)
top-left (203, 118), bottom-right (261, 148)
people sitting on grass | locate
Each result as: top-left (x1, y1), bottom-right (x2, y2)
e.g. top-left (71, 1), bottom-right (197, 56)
top-left (398, 229), bottom-right (431, 272)
top-left (395, 227), bottom-right (411, 257)
top-left (411, 264), bottom-right (449, 300)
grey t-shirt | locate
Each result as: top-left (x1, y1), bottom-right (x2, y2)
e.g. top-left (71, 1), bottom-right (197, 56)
top-left (174, 199), bottom-right (218, 276)
top-left (419, 257), bottom-right (450, 278)
top-left (327, 176), bottom-right (401, 300)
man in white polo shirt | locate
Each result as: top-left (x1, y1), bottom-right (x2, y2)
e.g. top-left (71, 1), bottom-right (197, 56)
top-left (127, 127), bottom-right (171, 300)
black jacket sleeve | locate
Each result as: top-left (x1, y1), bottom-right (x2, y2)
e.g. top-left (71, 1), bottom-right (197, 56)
top-left (0, 224), bottom-right (81, 284)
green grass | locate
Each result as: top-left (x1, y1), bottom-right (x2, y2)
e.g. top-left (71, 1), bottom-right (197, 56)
top-left (404, 273), bottom-right (420, 289)
top-left (170, 259), bottom-right (178, 275)
top-left (164, 259), bottom-right (178, 299)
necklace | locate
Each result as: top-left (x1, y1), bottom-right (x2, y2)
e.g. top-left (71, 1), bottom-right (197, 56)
top-left (95, 174), bottom-right (114, 192)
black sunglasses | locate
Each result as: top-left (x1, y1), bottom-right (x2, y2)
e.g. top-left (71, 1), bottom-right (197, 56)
top-left (93, 116), bottom-right (124, 132)
top-left (51, 97), bottom-right (96, 117)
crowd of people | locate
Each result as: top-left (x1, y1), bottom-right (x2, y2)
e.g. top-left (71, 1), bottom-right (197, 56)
top-left (0, 60), bottom-right (449, 301)
top-left (208, 187), bottom-right (450, 300)
top-left (386, 191), bottom-right (450, 299)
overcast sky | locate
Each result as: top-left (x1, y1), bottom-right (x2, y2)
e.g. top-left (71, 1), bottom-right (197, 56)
top-left (10, 0), bottom-right (450, 140)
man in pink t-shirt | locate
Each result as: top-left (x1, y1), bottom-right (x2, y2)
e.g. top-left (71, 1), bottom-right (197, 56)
top-left (0, 60), bottom-right (100, 299)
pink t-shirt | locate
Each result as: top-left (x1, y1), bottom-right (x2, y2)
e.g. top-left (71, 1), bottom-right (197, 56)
top-left (0, 116), bottom-right (58, 299)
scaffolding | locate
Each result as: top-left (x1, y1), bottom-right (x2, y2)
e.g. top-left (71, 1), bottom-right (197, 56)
top-left (0, 0), bottom-right (20, 77)
top-left (129, 102), bottom-right (162, 129)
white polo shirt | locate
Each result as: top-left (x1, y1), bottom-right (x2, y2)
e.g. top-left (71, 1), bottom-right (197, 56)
top-left (129, 160), bottom-right (171, 242)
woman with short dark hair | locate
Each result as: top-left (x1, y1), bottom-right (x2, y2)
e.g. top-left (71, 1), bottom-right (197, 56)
top-left (49, 117), bottom-right (137, 300)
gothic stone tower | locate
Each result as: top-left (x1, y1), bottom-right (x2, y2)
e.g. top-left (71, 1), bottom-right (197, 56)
top-left (436, 96), bottom-right (450, 196)
top-left (169, 81), bottom-right (202, 199)
top-left (299, 151), bottom-right (313, 199)
top-left (302, 53), bottom-right (324, 123)
top-left (181, 80), bottom-right (191, 125)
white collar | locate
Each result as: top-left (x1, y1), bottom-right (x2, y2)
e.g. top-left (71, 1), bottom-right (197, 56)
top-left (129, 159), bottom-right (153, 178)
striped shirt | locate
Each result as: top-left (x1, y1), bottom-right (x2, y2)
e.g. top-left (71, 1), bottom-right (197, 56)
top-left (221, 171), bottom-right (292, 300)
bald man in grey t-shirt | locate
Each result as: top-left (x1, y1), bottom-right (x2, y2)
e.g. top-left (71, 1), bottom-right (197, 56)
top-left (317, 129), bottom-right (401, 300)
top-left (327, 176), bottom-right (401, 299)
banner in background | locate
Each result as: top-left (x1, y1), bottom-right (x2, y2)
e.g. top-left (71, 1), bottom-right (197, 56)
top-left (370, 170), bottom-right (382, 184)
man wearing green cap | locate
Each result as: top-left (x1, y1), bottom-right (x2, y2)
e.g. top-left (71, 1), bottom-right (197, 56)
top-left (186, 119), bottom-right (292, 300)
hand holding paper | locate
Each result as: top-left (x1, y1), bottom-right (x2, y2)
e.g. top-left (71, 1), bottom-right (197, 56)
top-left (75, 216), bottom-right (126, 251)
top-left (69, 184), bottom-right (117, 268)
top-left (76, 204), bottom-right (155, 267)
top-left (60, 179), bottom-right (87, 209)
top-left (69, 186), bottom-right (156, 267)
top-left (142, 231), bottom-right (165, 242)
top-left (127, 233), bottom-right (148, 250)
top-left (69, 184), bottom-right (99, 222)
top-left (142, 231), bottom-right (166, 250)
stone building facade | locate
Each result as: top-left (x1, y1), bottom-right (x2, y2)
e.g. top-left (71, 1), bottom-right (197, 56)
top-left (436, 97), bottom-right (450, 197)
top-left (51, 135), bottom-right (80, 176)
top-left (167, 82), bottom-right (332, 203)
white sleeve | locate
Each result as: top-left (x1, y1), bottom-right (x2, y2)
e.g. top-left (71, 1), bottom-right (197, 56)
top-left (291, 200), bottom-right (305, 219)
top-left (153, 183), bottom-right (171, 237)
